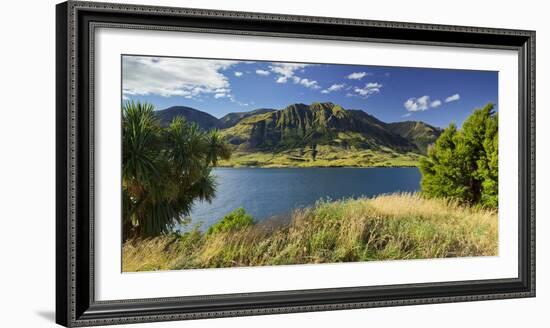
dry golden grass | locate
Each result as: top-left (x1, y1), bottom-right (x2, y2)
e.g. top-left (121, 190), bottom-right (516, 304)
top-left (122, 193), bottom-right (498, 272)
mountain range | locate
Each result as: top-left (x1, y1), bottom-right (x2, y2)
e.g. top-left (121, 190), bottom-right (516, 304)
top-left (155, 102), bottom-right (441, 167)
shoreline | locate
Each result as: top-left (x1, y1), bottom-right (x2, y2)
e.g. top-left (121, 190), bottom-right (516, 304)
top-left (214, 164), bottom-right (420, 169)
top-left (216, 148), bottom-right (425, 169)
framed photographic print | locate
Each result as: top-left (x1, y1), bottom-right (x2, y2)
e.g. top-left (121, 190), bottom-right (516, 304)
top-left (56, 1), bottom-right (535, 326)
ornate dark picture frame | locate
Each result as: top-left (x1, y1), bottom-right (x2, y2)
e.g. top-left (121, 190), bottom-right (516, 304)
top-left (56, 1), bottom-right (535, 326)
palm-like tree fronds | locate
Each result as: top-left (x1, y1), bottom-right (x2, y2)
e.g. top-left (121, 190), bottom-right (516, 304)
top-left (121, 101), bottom-right (231, 240)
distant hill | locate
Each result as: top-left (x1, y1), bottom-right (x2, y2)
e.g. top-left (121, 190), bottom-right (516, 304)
top-left (156, 106), bottom-right (219, 130)
top-left (221, 102), bottom-right (417, 152)
top-left (387, 121), bottom-right (441, 153)
top-left (218, 108), bottom-right (276, 129)
top-left (156, 106), bottom-right (277, 130)
top-left (154, 102), bottom-right (443, 167)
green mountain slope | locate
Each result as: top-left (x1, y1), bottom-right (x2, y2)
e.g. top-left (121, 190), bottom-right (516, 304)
top-left (155, 102), bottom-right (440, 167)
top-left (218, 102), bottom-right (424, 167)
top-left (218, 108), bottom-right (276, 129)
top-left (386, 121), bottom-right (441, 153)
top-left (156, 106), bottom-right (219, 130)
top-left (221, 102), bottom-right (417, 152)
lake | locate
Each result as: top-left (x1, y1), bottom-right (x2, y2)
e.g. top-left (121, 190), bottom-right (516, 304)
top-left (185, 167), bottom-right (421, 230)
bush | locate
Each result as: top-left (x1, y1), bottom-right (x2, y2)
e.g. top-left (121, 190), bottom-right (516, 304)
top-left (419, 103), bottom-right (498, 208)
top-left (206, 208), bottom-right (255, 234)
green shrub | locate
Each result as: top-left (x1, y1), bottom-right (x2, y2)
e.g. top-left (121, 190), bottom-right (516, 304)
top-left (419, 103), bottom-right (498, 208)
top-left (206, 208), bottom-right (255, 234)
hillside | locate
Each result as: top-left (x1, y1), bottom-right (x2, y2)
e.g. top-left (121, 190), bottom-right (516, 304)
top-left (156, 106), bottom-right (277, 130)
top-left (387, 121), bottom-right (442, 153)
top-left (222, 102), bottom-right (417, 152)
top-left (155, 102), bottom-right (442, 167)
top-left (156, 106), bottom-right (219, 130)
top-left (218, 108), bottom-right (276, 128)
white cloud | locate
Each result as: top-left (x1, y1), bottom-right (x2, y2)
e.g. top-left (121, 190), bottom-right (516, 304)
top-left (234, 71), bottom-right (243, 77)
top-left (403, 93), bottom-right (457, 112)
top-left (298, 78), bottom-right (321, 89)
top-left (269, 63), bottom-right (311, 84)
top-left (347, 72), bottom-right (370, 80)
top-left (404, 95), bottom-right (442, 112)
top-left (353, 82), bottom-right (383, 98)
top-left (255, 69), bottom-right (270, 76)
top-left (445, 93), bottom-right (461, 103)
top-left (269, 63), bottom-right (309, 82)
top-left (265, 63), bottom-right (322, 90)
top-left (404, 96), bottom-right (430, 112)
top-left (214, 88), bottom-right (230, 94)
top-left (403, 95), bottom-right (448, 112)
top-left (122, 56), bottom-right (237, 98)
top-left (430, 99), bottom-right (442, 108)
top-left (321, 84), bottom-right (345, 94)
top-left (402, 112), bottom-right (412, 118)
top-left (214, 93), bottom-right (227, 99)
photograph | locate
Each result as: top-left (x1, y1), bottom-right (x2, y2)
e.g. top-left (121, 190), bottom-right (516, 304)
top-left (121, 55), bottom-right (499, 272)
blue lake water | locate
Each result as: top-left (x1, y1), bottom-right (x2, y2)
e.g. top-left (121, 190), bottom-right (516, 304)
top-left (185, 167), bottom-right (421, 230)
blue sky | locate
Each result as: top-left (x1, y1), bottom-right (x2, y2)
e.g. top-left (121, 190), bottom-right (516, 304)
top-left (122, 55), bottom-right (498, 128)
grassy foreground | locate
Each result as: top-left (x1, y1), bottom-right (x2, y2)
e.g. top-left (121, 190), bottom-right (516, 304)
top-left (122, 193), bottom-right (497, 272)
